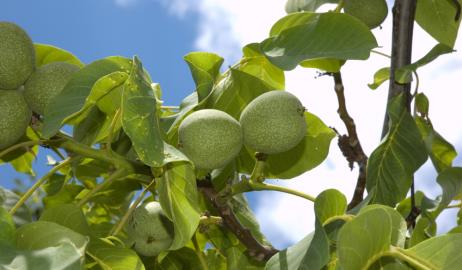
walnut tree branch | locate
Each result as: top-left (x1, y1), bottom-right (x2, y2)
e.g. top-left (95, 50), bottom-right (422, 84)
top-left (332, 72), bottom-right (368, 210)
top-left (198, 179), bottom-right (278, 261)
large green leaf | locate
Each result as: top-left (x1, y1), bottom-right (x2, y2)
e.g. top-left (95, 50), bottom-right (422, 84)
top-left (433, 167), bottom-right (462, 214)
top-left (0, 207), bottom-right (15, 246)
top-left (122, 57), bottom-right (188, 167)
top-left (158, 162), bottom-right (201, 250)
top-left (39, 204), bottom-right (91, 236)
top-left (238, 111), bottom-right (335, 179)
top-left (403, 233), bottom-right (462, 270)
top-left (16, 221), bottom-right (89, 252)
top-left (395, 43), bottom-right (455, 83)
top-left (416, 0), bottom-right (461, 47)
top-left (337, 207), bottom-right (393, 270)
top-left (0, 187), bottom-right (32, 226)
top-left (35, 43), bottom-right (84, 68)
top-left (0, 241), bottom-right (85, 270)
top-left (366, 94), bottom-right (427, 206)
top-left (86, 238), bottom-right (145, 270)
top-left (239, 43), bottom-right (285, 90)
top-left (184, 52), bottom-right (224, 101)
top-left (206, 68), bottom-right (275, 120)
top-left (265, 219), bottom-right (329, 270)
top-left (314, 189), bottom-right (347, 225)
top-left (261, 12), bottom-right (377, 70)
top-left (415, 116), bottom-right (456, 173)
top-left (42, 56), bottom-right (132, 138)
top-left (285, 0), bottom-right (339, 13)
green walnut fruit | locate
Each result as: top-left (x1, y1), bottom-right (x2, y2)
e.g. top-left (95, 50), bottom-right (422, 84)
top-left (178, 109), bottom-right (243, 170)
top-left (344, 0), bottom-right (388, 29)
top-left (239, 91), bottom-right (306, 154)
top-left (0, 22), bottom-right (35, 90)
top-left (127, 202), bottom-right (174, 257)
top-left (24, 62), bottom-right (79, 115)
top-left (0, 90), bottom-right (32, 149)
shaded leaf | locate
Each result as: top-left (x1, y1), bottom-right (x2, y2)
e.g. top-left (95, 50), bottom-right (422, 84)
top-left (35, 43), bottom-right (84, 68)
top-left (39, 204), bottom-right (91, 236)
top-left (42, 56), bottom-right (132, 138)
top-left (184, 52), bottom-right (224, 101)
top-left (368, 67), bottom-right (390, 90)
top-left (416, 0), bottom-right (461, 47)
top-left (0, 207), bottom-right (15, 246)
top-left (314, 189), bottom-right (347, 225)
top-left (262, 12), bottom-right (377, 70)
top-left (158, 163), bottom-right (201, 250)
top-left (0, 186), bottom-right (32, 226)
top-left (300, 58), bottom-right (345, 72)
top-left (366, 94), bottom-right (427, 205)
top-left (434, 167), bottom-right (462, 214)
top-left (0, 127), bottom-right (40, 176)
top-left (395, 43), bottom-right (454, 83)
top-left (238, 112), bottom-right (335, 179)
top-left (266, 219), bottom-right (329, 270)
top-left (415, 93), bottom-right (429, 117)
top-left (86, 237), bottom-right (145, 270)
top-left (0, 241), bottom-right (85, 270)
top-left (231, 194), bottom-right (269, 245)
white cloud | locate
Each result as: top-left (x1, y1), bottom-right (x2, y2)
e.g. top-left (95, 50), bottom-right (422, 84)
top-left (157, 0), bottom-right (462, 247)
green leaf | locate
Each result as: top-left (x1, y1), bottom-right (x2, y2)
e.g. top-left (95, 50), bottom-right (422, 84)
top-left (314, 189), bottom-right (347, 225)
top-left (92, 180), bottom-right (140, 206)
top-left (35, 43), bottom-right (84, 68)
top-left (122, 57), bottom-right (187, 167)
top-left (239, 43), bottom-right (285, 89)
top-left (366, 94), bottom-right (427, 205)
top-left (404, 234), bottom-right (462, 270)
top-left (206, 69), bottom-right (275, 120)
top-left (285, 0), bottom-right (339, 12)
top-left (395, 44), bottom-right (455, 83)
top-left (368, 67), bottom-right (390, 90)
top-left (415, 93), bottom-right (429, 117)
top-left (42, 56), bottom-right (132, 138)
top-left (416, 0), bottom-right (461, 47)
top-left (0, 207), bottom-right (15, 246)
top-left (158, 162), bottom-right (201, 250)
top-left (434, 167), bottom-right (462, 213)
top-left (0, 241), bottom-right (85, 270)
top-left (226, 246), bottom-right (265, 269)
top-left (39, 204), bottom-right (91, 236)
top-left (184, 52), bottom-right (224, 101)
top-left (358, 205), bottom-right (407, 248)
top-left (262, 12), bottom-right (377, 70)
top-left (266, 219), bottom-right (329, 270)
top-left (300, 58), bottom-right (345, 72)
top-left (0, 127), bottom-right (40, 176)
top-left (0, 187), bottom-right (32, 226)
top-left (16, 221), bottom-right (89, 252)
top-left (409, 216), bottom-right (436, 247)
top-left (43, 184), bottom-right (84, 208)
top-left (415, 116), bottom-right (456, 172)
top-left (73, 107), bottom-right (108, 145)
top-left (86, 237), bottom-right (145, 270)
top-left (238, 111), bottom-right (335, 179)
top-left (337, 207), bottom-right (392, 270)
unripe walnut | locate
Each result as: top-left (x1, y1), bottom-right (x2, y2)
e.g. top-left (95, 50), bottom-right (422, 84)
top-left (239, 91), bottom-right (306, 154)
top-left (0, 90), bottom-right (32, 149)
top-left (344, 0), bottom-right (388, 29)
top-left (0, 22), bottom-right (35, 90)
top-left (127, 202), bottom-right (174, 257)
top-left (178, 109), bottom-right (243, 170)
top-left (24, 62), bottom-right (79, 115)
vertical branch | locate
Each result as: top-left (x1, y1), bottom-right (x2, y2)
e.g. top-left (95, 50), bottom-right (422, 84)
top-left (332, 73), bottom-right (368, 210)
top-left (382, 0), bottom-right (418, 227)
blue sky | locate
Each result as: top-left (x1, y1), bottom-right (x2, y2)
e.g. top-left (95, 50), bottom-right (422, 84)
top-left (2, 0), bottom-right (462, 250)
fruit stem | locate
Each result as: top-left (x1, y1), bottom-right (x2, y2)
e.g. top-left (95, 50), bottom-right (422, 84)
top-left (9, 157), bottom-right (75, 215)
top-left (77, 168), bottom-right (127, 207)
top-left (110, 178), bottom-right (156, 236)
top-left (249, 153), bottom-right (267, 183)
top-left (192, 233), bottom-right (210, 270)
top-left (230, 178), bottom-right (315, 202)
top-left (0, 139), bottom-right (51, 159)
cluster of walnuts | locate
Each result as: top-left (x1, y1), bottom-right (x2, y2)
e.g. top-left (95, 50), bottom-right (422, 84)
top-left (0, 22), bottom-right (79, 149)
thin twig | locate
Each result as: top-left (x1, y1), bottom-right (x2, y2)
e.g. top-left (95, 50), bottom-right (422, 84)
top-left (331, 72), bottom-right (368, 210)
top-left (198, 179), bottom-right (278, 262)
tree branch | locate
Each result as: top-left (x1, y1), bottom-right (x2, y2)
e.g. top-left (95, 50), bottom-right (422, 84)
top-left (198, 180), bottom-right (278, 262)
top-left (332, 72), bottom-right (368, 210)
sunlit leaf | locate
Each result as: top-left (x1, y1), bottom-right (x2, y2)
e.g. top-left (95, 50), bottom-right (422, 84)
top-left (368, 67), bottom-right (390, 90)
top-left (35, 43), bottom-right (84, 68)
top-left (314, 189), bottom-right (347, 225)
top-left (86, 237), bottom-right (145, 270)
top-left (285, 0), bottom-right (339, 13)
top-left (184, 52), bottom-right (224, 101)
top-left (367, 94), bottom-right (427, 205)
